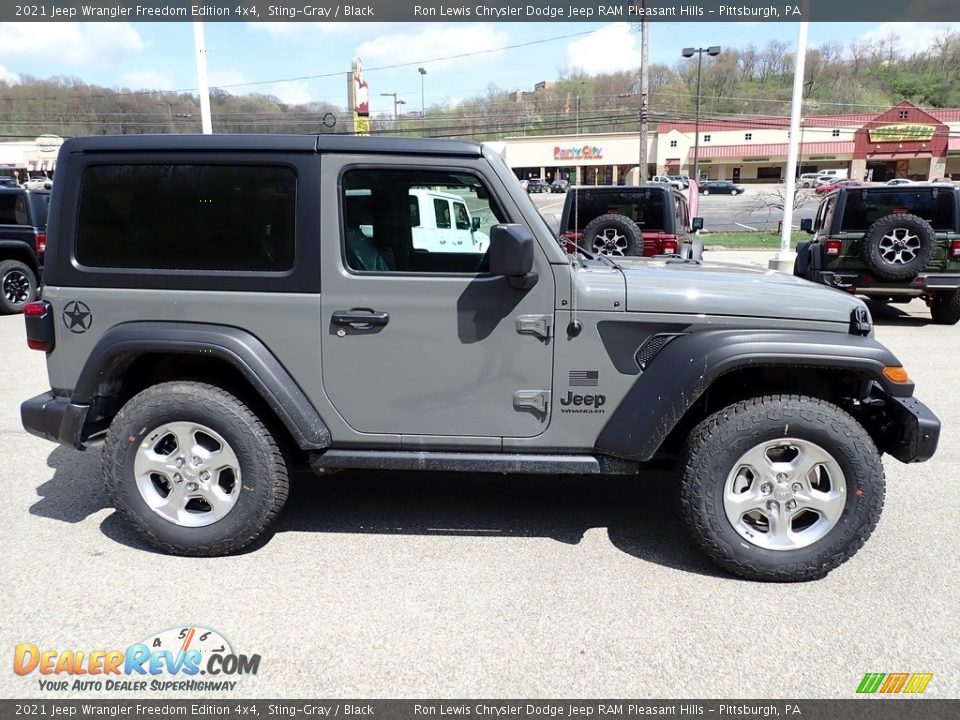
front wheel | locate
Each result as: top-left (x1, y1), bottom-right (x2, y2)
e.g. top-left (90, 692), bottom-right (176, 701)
top-left (680, 395), bottom-right (885, 582)
top-left (730, 189), bottom-right (738, 195)
top-left (103, 381), bottom-right (289, 556)
top-left (702, 189), bottom-right (710, 196)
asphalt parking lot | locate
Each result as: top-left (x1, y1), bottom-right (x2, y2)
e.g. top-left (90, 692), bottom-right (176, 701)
top-left (532, 186), bottom-right (819, 233)
top-left (1, 259), bottom-right (957, 699)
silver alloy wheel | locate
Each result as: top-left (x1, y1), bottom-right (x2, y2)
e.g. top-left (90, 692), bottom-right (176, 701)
top-left (133, 421), bottom-right (241, 527)
top-left (723, 438), bottom-right (846, 551)
top-left (878, 228), bottom-right (920, 264)
top-left (2, 268), bottom-right (30, 304)
top-left (591, 228), bottom-right (629, 256)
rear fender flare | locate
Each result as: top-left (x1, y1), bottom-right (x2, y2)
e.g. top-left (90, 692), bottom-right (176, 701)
top-left (72, 322), bottom-right (331, 450)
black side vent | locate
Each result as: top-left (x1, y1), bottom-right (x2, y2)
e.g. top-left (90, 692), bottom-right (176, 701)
top-left (636, 333), bottom-right (683, 370)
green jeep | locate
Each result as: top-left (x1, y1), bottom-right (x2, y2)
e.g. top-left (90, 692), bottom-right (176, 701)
top-left (796, 183), bottom-right (960, 324)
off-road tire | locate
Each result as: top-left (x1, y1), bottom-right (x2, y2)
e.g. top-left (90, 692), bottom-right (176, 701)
top-left (859, 213), bottom-right (936, 282)
top-left (581, 214), bottom-right (642, 257)
top-left (103, 381), bottom-right (289, 556)
top-left (680, 395), bottom-right (885, 582)
top-left (0, 259), bottom-right (37, 314)
top-left (931, 290), bottom-right (960, 325)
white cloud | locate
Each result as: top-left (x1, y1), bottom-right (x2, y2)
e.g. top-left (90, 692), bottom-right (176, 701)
top-left (566, 23), bottom-right (641, 75)
top-left (356, 23), bottom-right (509, 71)
top-left (120, 70), bottom-right (172, 91)
top-left (0, 65), bottom-right (19, 84)
top-left (271, 80), bottom-right (312, 105)
top-left (0, 22), bottom-right (144, 67)
top-left (860, 22), bottom-right (960, 55)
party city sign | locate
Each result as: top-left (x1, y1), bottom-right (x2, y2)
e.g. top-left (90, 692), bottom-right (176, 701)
top-left (554, 145), bottom-right (604, 161)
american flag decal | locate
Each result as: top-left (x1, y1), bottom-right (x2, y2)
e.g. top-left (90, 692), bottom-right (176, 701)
top-left (569, 370), bottom-right (599, 387)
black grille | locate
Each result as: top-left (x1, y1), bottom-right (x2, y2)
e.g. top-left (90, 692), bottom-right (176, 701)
top-left (636, 334), bottom-right (680, 370)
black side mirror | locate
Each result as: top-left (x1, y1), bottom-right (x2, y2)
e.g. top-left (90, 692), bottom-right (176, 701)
top-left (691, 217), bottom-right (704, 232)
top-left (800, 218), bottom-right (814, 234)
top-left (489, 224), bottom-right (538, 290)
top-left (471, 216), bottom-right (481, 232)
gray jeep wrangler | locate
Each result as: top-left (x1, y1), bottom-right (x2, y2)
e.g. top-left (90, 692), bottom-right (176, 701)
top-left (21, 135), bottom-right (940, 581)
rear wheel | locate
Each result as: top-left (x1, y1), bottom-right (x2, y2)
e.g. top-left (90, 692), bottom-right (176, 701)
top-left (730, 189), bottom-right (739, 196)
top-left (702, 189), bottom-right (710, 196)
top-left (930, 290), bottom-right (960, 325)
top-left (104, 381), bottom-right (289, 556)
top-left (0, 259), bottom-right (37, 314)
top-left (680, 395), bottom-right (884, 582)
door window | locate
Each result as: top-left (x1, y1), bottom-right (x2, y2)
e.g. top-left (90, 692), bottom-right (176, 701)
top-left (341, 168), bottom-right (504, 273)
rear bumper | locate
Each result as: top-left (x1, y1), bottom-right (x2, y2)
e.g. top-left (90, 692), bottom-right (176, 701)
top-left (885, 396), bottom-right (940, 464)
top-left (810, 270), bottom-right (960, 294)
top-left (20, 391), bottom-right (89, 450)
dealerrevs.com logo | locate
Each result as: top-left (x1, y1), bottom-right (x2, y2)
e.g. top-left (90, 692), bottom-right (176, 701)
top-left (13, 626), bottom-right (260, 693)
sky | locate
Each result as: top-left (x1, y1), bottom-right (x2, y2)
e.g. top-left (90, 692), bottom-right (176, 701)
top-left (1, 20), bottom-right (959, 116)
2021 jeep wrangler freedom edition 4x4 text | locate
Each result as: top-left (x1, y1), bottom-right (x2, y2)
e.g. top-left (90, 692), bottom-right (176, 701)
top-left (21, 135), bottom-right (940, 581)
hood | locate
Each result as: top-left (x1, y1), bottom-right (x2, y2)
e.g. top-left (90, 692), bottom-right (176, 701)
top-left (617, 257), bottom-right (865, 325)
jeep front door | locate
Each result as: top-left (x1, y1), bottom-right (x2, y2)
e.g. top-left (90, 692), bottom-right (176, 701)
top-left (319, 157), bottom-right (556, 439)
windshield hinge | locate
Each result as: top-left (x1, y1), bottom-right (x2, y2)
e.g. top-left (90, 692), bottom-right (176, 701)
top-left (516, 314), bottom-right (552, 340)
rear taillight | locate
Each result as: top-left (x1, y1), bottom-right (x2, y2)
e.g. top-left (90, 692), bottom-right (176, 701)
top-left (660, 239), bottom-right (678, 254)
top-left (24, 301), bottom-right (54, 352)
top-left (951, 240), bottom-right (960, 258)
top-left (36, 231), bottom-right (46, 255)
top-left (825, 239), bottom-right (843, 256)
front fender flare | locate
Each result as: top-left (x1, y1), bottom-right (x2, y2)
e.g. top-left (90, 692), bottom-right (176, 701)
top-left (595, 329), bottom-right (907, 462)
top-left (72, 322), bottom-right (331, 450)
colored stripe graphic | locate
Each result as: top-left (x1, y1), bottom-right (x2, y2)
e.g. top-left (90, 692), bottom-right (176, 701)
top-left (903, 673), bottom-right (933, 694)
top-left (880, 673), bottom-right (909, 693)
top-left (857, 672), bottom-right (932, 694)
top-left (569, 370), bottom-right (599, 386)
top-left (857, 673), bottom-right (885, 693)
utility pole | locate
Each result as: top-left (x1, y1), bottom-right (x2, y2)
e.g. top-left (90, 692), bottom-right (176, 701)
top-left (638, 2), bottom-right (649, 183)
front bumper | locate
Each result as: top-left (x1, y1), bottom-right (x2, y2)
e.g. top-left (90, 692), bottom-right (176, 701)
top-left (21, 391), bottom-right (89, 450)
top-left (885, 395), bottom-right (940, 464)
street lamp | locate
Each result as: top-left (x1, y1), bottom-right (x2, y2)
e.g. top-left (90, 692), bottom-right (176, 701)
top-left (682, 45), bottom-right (721, 184)
top-left (380, 92), bottom-right (406, 124)
top-left (418, 67), bottom-right (427, 135)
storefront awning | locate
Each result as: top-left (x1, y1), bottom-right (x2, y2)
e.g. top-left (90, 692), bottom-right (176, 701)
top-left (867, 152), bottom-right (932, 161)
top-left (688, 141), bottom-right (854, 160)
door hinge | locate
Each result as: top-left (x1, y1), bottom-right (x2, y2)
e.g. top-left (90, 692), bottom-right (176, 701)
top-left (514, 390), bottom-right (550, 415)
top-left (516, 314), bottom-right (552, 340)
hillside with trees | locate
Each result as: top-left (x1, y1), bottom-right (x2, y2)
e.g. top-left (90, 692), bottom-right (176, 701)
top-left (2, 29), bottom-right (959, 142)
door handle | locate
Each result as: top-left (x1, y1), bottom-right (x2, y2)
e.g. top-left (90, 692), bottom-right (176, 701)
top-left (331, 309), bottom-right (390, 327)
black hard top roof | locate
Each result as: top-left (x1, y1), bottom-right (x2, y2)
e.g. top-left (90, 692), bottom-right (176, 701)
top-left (65, 133), bottom-right (483, 157)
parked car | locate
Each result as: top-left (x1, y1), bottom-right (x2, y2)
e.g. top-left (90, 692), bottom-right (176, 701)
top-left (931, 177), bottom-right (955, 185)
top-left (668, 175), bottom-right (690, 189)
top-left (20, 133), bottom-right (940, 582)
top-left (885, 178), bottom-right (917, 186)
top-left (651, 175), bottom-right (684, 190)
top-left (0, 187), bottom-right (49, 313)
top-left (518, 178), bottom-right (529, 191)
top-left (799, 173), bottom-right (821, 189)
top-left (557, 184), bottom-right (703, 258)
top-left (526, 178), bottom-right (550, 194)
top-left (815, 179), bottom-right (864, 195)
top-left (699, 181), bottom-right (745, 195)
top-left (23, 176), bottom-right (52, 191)
top-left (814, 175), bottom-right (837, 187)
top-left (550, 178), bottom-right (570, 193)
top-left (796, 183), bottom-right (960, 324)
top-left (0, 176), bottom-right (20, 188)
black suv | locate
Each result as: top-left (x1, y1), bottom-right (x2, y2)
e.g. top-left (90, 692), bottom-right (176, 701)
top-left (526, 178), bottom-right (550, 194)
top-left (796, 184), bottom-right (960, 324)
top-left (0, 187), bottom-right (49, 313)
top-left (558, 184), bottom-right (703, 258)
